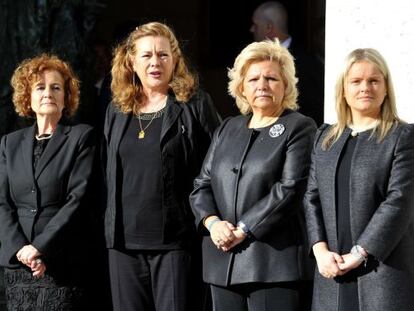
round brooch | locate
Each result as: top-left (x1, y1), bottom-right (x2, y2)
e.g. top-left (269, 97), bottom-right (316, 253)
top-left (269, 123), bottom-right (285, 138)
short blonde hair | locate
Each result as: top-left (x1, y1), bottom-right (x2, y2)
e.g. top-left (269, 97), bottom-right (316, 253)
top-left (11, 54), bottom-right (80, 118)
top-left (228, 39), bottom-right (298, 115)
top-left (322, 48), bottom-right (400, 149)
top-left (111, 22), bottom-right (198, 114)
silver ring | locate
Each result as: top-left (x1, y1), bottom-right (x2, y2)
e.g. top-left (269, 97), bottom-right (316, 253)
top-left (35, 258), bottom-right (42, 264)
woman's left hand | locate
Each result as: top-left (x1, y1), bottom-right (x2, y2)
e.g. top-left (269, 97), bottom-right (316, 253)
top-left (338, 253), bottom-right (364, 273)
top-left (220, 228), bottom-right (247, 252)
top-left (31, 258), bottom-right (46, 278)
top-left (16, 244), bottom-right (42, 267)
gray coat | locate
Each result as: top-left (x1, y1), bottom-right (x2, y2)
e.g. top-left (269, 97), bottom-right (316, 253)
top-left (304, 123), bottom-right (414, 311)
top-left (0, 123), bottom-right (95, 268)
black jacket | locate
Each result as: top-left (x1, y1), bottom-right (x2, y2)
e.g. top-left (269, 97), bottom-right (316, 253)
top-left (0, 123), bottom-right (95, 268)
top-left (190, 110), bottom-right (316, 286)
top-left (103, 89), bottom-right (221, 248)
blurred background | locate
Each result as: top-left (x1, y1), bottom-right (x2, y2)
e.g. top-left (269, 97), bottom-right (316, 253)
top-left (0, 0), bottom-right (325, 135)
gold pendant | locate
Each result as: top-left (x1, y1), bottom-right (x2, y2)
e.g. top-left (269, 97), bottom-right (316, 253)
top-left (138, 130), bottom-right (145, 139)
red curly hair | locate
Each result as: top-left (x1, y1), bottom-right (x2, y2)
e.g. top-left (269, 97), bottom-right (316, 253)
top-left (11, 54), bottom-right (80, 118)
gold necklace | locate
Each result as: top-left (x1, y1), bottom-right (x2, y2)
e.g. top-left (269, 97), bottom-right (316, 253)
top-left (136, 107), bottom-right (166, 139)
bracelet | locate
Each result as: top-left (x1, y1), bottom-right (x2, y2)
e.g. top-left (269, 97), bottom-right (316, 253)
top-left (207, 218), bottom-right (220, 232)
top-left (350, 245), bottom-right (368, 265)
top-left (237, 221), bottom-right (250, 236)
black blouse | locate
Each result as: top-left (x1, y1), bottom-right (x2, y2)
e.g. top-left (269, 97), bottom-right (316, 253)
top-left (335, 133), bottom-right (359, 311)
top-left (118, 111), bottom-right (179, 250)
top-left (33, 137), bottom-right (51, 170)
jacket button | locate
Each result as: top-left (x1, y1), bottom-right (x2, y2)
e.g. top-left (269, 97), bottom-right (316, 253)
top-left (31, 188), bottom-right (36, 193)
top-left (231, 167), bottom-right (239, 174)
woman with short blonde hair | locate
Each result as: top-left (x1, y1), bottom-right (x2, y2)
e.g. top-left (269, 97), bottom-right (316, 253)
top-left (191, 39), bottom-right (315, 311)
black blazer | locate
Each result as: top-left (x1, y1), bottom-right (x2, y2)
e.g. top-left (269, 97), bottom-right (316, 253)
top-left (0, 123), bottom-right (95, 268)
top-left (304, 123), bottom-right (414, 311)
top-left (190, 110), bottom-right (316, 286)
top-left (103, 89), bottom-right (221, 248)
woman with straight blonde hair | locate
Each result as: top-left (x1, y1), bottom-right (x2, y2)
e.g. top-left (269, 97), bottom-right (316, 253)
top-left (304, 48), bottom-right (414, 311)
top-left (103, 21), bottom-right (220, 311)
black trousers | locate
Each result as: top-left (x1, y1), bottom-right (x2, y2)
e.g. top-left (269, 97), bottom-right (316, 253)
top-left (210, 282), bottom-right (303, 311)
top-left (108, 248), bottom-right (191, 311)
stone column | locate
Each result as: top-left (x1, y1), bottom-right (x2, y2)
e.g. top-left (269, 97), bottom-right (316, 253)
top-left (325, 0), bottom-right (414, 122)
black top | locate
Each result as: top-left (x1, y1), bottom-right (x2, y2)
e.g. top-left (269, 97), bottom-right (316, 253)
top-left (335, 133), bottom-right (359, 310)
top-left (118, 111), bottom-right (179, 250)
top-left (33, 137), bottom-right (51, 170)
top-left (336, 135), bottom-right (356, 254)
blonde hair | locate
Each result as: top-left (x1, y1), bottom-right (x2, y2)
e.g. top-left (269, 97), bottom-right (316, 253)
top-left (228, 39), bottom-right (298, 115)
top-left (322, 48), bottom-right (400, 149)
top-left (111, 22), bottom-right (198, 114)
top-left (11, 54), bottom-right (80, 118)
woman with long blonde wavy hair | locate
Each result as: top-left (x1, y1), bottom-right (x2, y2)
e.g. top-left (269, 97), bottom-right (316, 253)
top-left (102, 21), bottom-right (220, 311)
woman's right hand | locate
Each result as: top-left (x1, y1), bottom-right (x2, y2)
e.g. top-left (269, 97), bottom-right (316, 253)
top-left (313, 241), bottom-right (345, 279)
top-left (16, 244), bottom-right (46, 277)
top-left (16, 244), bottom-right (42, 267)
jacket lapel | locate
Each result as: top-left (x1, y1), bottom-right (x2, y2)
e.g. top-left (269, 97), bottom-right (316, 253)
top-left (161, 96), bottom-right (182, 145)
top-left (331, 128), bottom-right (352, 170)
top-left (21, 124), bottom-right (36, 182)
top-left (34, 124), bottom-right (69, 179)
top-left (112, 111), bottom-right (130, 154)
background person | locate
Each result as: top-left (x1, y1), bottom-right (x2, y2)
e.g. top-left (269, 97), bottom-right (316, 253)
top-left (250, 1), bottom-right (324, 125)
top-left (304, 48), bottom-right (414, 311)
top-left (102, 21), bottom-right (221, 311)
top-left (0, 54), bottom-right (95, 310)
top-left (191, 39), bottom-right (316, 311)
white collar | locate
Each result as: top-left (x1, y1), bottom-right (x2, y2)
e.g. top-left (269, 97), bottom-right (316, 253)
top-left (348, 120), bottom-right (379, 137)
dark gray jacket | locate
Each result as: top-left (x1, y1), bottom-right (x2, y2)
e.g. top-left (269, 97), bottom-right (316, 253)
top-left (0, 124), bottom-right (95, 268)
top-left (304, 123), bottom-right (414, 311)
top-left (103, 89), bottom-right (220, 248)
top-left (190, 110), bottom-right (316, 286)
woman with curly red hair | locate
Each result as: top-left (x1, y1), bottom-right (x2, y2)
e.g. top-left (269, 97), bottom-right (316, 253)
top-left (0, 54), bottom-right (95, 310)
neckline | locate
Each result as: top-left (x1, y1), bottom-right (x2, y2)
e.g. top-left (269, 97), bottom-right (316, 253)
top-left (35, 133), bottom-right (53, 141)
top-left (247, 109), bottom-right (285, 130)
top-left (348, 120), bottom-right (379, 137)
top-left (251, 119), bottom-right (279, 130)
top-left (136, 106), bottom-right (166, 120)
